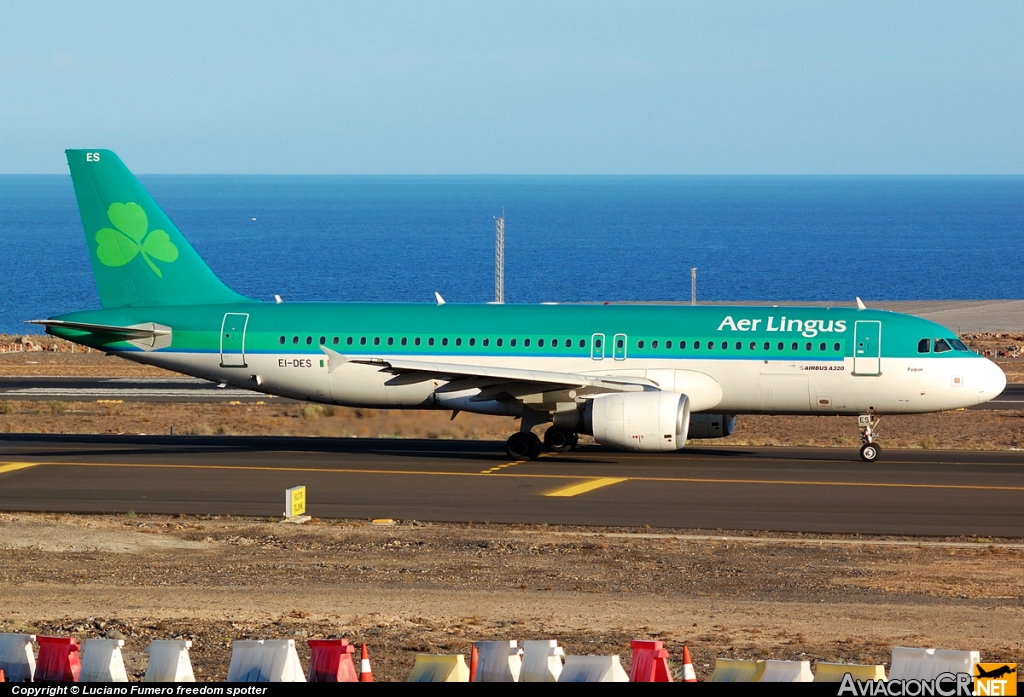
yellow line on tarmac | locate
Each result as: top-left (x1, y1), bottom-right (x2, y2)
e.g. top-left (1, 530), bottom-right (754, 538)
top-left (545, 477), bottom-right (628, 497)
top-left (0, 462), bottom-right (41, 475)
top-left (1, 461), bottom-right (1024, 493)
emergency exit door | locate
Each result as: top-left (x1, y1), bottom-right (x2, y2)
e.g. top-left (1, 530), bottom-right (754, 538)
top-left (853, 320), bottom-right (881, 376)
top-left (220, 313), bottom-right (249, 367)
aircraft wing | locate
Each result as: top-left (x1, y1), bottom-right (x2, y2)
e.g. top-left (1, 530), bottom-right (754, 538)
top-left (322, 346), bottom-right (652, 399)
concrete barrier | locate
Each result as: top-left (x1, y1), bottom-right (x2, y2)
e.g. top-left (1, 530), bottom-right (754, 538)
top-left (814, 662), bottom-right (887, 682)
top-left (472, 641), bottom-right (522, 682)
top-left (80, 639), bottom-right (129, 682)
top-left (226, 639), bottom-right (306, 682)
top-left (144, 640), bottom-right (195, 682)
top-left (520, 640), bottom-right (564, 682)
top-left (0, 633), bottom-right (36, 682)
top-left (557, 655), bottom-right (629, 682)
top-left (407, 655), bottom-right (470, 682)
top-left (758, 659), bottom-right (813, 682)
top-left (709, 658), bottom-right (766, 682)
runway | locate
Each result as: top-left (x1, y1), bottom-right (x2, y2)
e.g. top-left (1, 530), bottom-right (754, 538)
top-left (1, 434), bottom-right (1022, 537)
top-left (0, 377), bottom-right (1021, 408)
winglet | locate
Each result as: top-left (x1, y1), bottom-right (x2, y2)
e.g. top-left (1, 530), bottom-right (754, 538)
top-left (856, 297), bottom-right (867, 310)
top-left (434, 292), bottom-right (446, 306)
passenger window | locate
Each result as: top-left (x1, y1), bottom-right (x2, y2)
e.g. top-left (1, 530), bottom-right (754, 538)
top-left (666, 340), bottom-right (672, 349)
top-left (483, 338), bottom-right (489, 347)
top-left (791, 342), bottom-right (798, 351)
top-left (763, 342), bottom-right (770, 350)
top-left (497, 338), bottom-right (503, 347)
top-left (652, 340), bottom-right (659, 349)
top-left (401, 337), bottom-right (407, 346)
top-left (332, 337), bottom-right (339, 345)
top-left (455, 338), bottom-right (461, 346)
top-left (550, 339), bottom-right (557, 347)
top-left (524, 338), bottom-right (530, 347)
top-left (579, 339), bottom-right (586, 348)
top-left (387, 337), bottom-right (394, 346)
top-left (428, 338), bottom-right (435, 346)
top-left (279, 336), bottom-right (285, 345)
top-left (306, 336), bottom-right (312, 345)
top-left (511, 338), bottom-right (517, 347)
top-left (346, 337), bottom-right (353, 345)
top-left (819, 342), bottom-right (826, 351)
top-left (708, 341), bottom-right (715, 349)
top-left (934, 338), bottom-right (952, 353)
top-left (538, 339), bottom-right (544, 347)
top-left (833, 342), bottom-right (840, 351)
top-left (918, 338), bottom-right (930, 353)
top-left (680, 341), bottom-right (687, 349)
top-left (319, 336), bottom-right (326, 345)
top-left (414, 337), bottom-right (421, 346)
top-left (721, 341), bottom-right (727, 351)
top-left (374, 337), bottom-right (380, 346)
top-left (292, 336), bottom-right (299, 345)
top-left (441, 338), bottom-right (448, 346)
top-left (468, 338), bottom-right (475, 346)
top-left (735, 341), bottom-right (742, 350)
top-left (694, 341), bottom-right (700, 349)
top-left (637, 340), bottom-right (644, 349)
top-left (595, 338), bottom-right (601, 348)
top-left (805, 342), bottom-right (812, 351)
top-left (777, 342), bottom-right (784, 350)
top-left (750, 342), bottom-right (756, 350)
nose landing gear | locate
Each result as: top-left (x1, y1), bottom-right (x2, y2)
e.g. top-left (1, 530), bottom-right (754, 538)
top-left (858, 413), bottom-right (881, 462)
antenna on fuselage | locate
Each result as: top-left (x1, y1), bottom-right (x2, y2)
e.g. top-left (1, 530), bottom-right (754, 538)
top-left (856, 297), bottom-right (867, 310)
top-left (435, 292), bottom-right (446, 306)
top-left (494, 210), bottom-right (505, 304)
top-left (691, 268), bottom-right (697, 306)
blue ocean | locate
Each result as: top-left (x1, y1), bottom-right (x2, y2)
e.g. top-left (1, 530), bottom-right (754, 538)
top-left (2, 175), bottom-right (1023, 335)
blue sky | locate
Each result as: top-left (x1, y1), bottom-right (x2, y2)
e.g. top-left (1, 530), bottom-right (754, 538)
top-left (2, 1), bottom-right (1022, 174)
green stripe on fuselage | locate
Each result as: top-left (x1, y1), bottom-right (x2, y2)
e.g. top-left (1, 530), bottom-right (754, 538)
top-left (45, 303), bottom-right (978, 362)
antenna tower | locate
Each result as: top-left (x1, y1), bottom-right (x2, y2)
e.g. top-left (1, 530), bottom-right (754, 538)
top-left (494, 210), bottom-right (505, 303)
top-left (691, 267), bottom-right (697, 306)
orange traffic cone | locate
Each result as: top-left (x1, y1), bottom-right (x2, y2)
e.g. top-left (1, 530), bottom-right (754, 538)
top-left (469, 645), bottom-right (479, 682)
top-left (681, 646), bottom-right (697, 682)
top-left (0, 668), bottom-right (5, 682)
top-left (358, 643), bottom-right (373, 682)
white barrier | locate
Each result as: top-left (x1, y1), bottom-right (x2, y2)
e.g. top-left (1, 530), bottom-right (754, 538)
top-left (226, 639), bottom-right (306, 682)
top-left (80, 639), bottom-right (129, 682)
top-left (0, 633), bottom-right (36, 682)
top-left (758, 659), bottom-right (814, 682)
top-left (557, 655), bottom-right (629, 682)
top-left (408, 655), bottom-right (470, 682)
top-left (472, 640), bottom-right (522, 682)
top-left (144, 640), bottom-right (196, 682)
top-left (890, 647), bottom-right (981, 681)
top-left (520, 640), bottom-right (564, 682)
top-left (814, 662), bottom-right (887, 682)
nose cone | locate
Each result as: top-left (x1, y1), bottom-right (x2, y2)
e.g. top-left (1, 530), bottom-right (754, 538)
top-left (975, 358), bottom-right (1007, 405)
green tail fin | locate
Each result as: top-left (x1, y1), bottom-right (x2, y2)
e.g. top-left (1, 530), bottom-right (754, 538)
top-left (66, 149), bottom-right (251, 308)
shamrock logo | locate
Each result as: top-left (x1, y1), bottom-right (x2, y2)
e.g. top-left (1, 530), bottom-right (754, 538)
top-left (95, 202), bottom-right (179, 277)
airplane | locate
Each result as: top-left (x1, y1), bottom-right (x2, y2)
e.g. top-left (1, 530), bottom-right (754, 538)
top-left (31, 150), bottom-right (1007, 462)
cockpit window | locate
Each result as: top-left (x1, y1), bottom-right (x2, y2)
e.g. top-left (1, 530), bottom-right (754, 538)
top-left (917, 338), bottom-right (930, 353)
top-left (949, 338), bottom-right (969, 351)
top-left (934, 338), bottom-right (952, 353)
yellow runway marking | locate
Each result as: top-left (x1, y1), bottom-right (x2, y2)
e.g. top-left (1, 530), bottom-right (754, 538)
top-left (0, 462), bottom-right (41, 475)
top-left (545, 477), bottom-right (628, 497)
top-left (480, 452), bottom-right (551, 474)
top-left (1, 461), bottom-right (1024, 493)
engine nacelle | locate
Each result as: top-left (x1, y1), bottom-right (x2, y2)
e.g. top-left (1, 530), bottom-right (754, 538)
top-left (688, 413), bottom-right (736, 439)
top-left (583, 391), bottom-right (690, 452)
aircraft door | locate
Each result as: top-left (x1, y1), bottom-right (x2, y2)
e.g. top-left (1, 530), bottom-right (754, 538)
top-left (591, 333), bottom-right (605, 360)
top-left (853, 320), bottom-right (882, 376)
top-left (613, 333), bottom-right (627, 361)
top-left (220, 313), bottom-right (249, 367)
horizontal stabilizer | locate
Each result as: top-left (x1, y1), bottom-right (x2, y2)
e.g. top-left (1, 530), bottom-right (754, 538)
top-left (27, 320), bottom-right (172, 350)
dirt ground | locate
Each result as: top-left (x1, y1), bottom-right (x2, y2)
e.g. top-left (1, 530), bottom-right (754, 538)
top-left (0, 512), bottom-right (1021, 682)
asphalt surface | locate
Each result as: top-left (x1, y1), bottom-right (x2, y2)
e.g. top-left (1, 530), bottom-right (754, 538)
top-left (1, 377), bottom-right (1021, 409)
top-left (1, 434), bottom-right (1022, 537)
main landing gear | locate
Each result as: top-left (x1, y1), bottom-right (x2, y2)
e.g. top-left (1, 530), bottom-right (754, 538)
top-left (505, 427), bottom-right (579, 460)
top-left (858, 413), bottom-right (882, 462)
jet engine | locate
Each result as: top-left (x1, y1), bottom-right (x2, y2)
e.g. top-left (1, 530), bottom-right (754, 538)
top-left (582, 391), bottom-right (690, 452)
top-left (688, 413), bottom-right (736, 439)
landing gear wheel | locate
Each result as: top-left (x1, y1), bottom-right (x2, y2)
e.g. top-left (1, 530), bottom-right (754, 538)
top-left (544, 428), bottom-right (577, 453)
top-left (860, 442), bottom-right (881, 462)
top-left (506, 432), bottom-right (543, 461)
